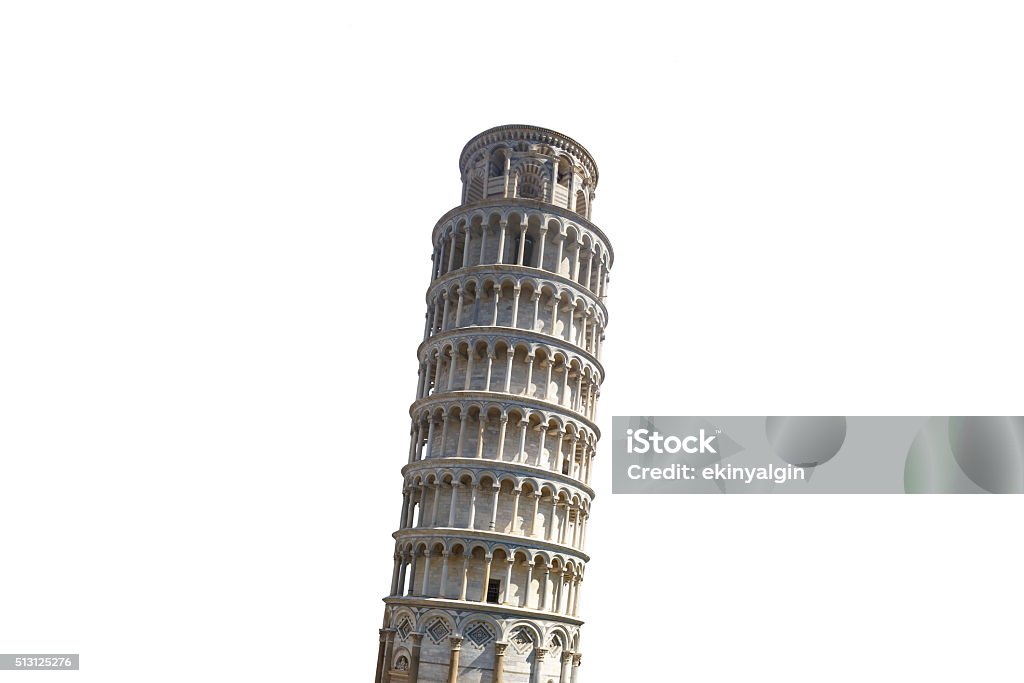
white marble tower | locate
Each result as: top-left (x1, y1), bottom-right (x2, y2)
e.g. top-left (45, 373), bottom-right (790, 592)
top-left (375, 125), bottom-right (613, 683)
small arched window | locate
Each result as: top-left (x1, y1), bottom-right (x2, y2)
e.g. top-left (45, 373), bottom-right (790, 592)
top-left (489, 149), bottom-right (507, 177)
top-left (557, 158), bottom-right (571, 187)
top-left (518, 173), bottom-right (542, 199)
top-left (575, 190), bottom-right (587, 216)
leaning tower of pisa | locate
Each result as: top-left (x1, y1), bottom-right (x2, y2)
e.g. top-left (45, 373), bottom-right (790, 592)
top-left (374, 125), bottom-right (612, 683)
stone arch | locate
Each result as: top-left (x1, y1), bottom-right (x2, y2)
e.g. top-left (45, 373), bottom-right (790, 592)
top-left (420, 609), bottom-right (456, 646)
top-left (520, 476), bottom-right (542, 495)
top-left (506, 621), bottom-right (541, 651)
top-left (390, 608), bottom-right (417, 641)
top-left (547, 625), bottom-right (571, 651)
top-left (391, 649), bottom-right (411, 672)
top-left (556, 157), bottom-right (572, 187)
top-left (515, 162), bottom-right (546, 200)
top-left (575, 189), bottom-right (587, 216)
top-left (489, 147), bottom-right (508, 178)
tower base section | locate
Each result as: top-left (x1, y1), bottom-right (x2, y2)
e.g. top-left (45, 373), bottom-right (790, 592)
top-left (376, 599), bottom-right (582, 683)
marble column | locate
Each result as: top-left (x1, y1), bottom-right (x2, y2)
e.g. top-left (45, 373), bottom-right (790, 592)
top-left (493, 642), bottom-right (508, 683)
top-left (530, 493), bottom-right (541, 537)
top-left (511, 286), bottom-right (521, 328)
top-left (496, 220), bottom-right (507, 264)
top-left (531, 648), bottom-right (548, 683)
top-left (489, 486), bottom-right (499, 530)
top-left (418, 483), bottom-right (429, 527)
top-left (448, 483), bottom-right (460, 527)
top-left (400, 491), bottom-right (411, 529)
top-left (537, 426), bottom-right (547, 467)
top-left (406, 551), bottom-right (419, 596)
top-left (439, 551), bottom-right (451, 598)
top-left (484, 353), bottom-right (494, 391)
top-left (375, 628), bottom-right (392, 683)
top-left (397, 553), bottom-right (408, 597)
top-left (446, 636), bottom-right (462, 683)
top-left (390, 554), bottom-right (401, 596)
top-left (438, 415), bottom-right (449, 458)
top-left (446, 354), bottom-right (458, 391)
top-left (424, 419), bottom-right (436, 459)
top-left (430, 484), bottom-right (442, 526)
top-left (544, 360), bottom-right (554, 401)
top-left (539, 565), bottom-right (550, 611)
top-left (521, 562), bottom-right (533, 608)
top-left (463, 350), bottom-right (474, 390)
top-left (502, 559), bottom-right (513, 605)
top-left (480, 554), bottom-right (493, 602)
top-left (408, 633), bottom-right (423, 683)
top-left (496, 415), bottom-right (508, 461)
top-left (559, 650), bottom-right (573, 683)
top-left (476, 415), bottom-right (486, 459)
top-left (518, 418), bottom-right (529, 462)
top-left (420, 549), bottom-right (432, 595)
top-left (467, 484), bottom-right (478, 530)
top-left (509, 489), bottom-right (521, 534)
top-left (503, 351), bottom-right (514, 392)
top-left (454, 289), bottom-right (465, 327)
top-left (382, 628), bottom-right (398, 683)
top-left (459, 555), bottom-right (470, 600)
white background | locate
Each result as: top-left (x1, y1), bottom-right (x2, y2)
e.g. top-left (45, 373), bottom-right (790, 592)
top-left (2, 2), bottom-right (1023, 681)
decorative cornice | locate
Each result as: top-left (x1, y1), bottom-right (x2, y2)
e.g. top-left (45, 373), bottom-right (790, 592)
top-left (408, 391), bottom-right (601, 439)
top-left (401, 456), bottom-right (596, 499)
top-left (416, 326), bottom-right (606, 383)
top-left (425, 263), bottom-right (609, 323)
top-left (392, 526), bottom-right (591, 563)
top-left (431, 199), bottom-right (614, 267)
top-left (383, 595), bottom-right (585, 627)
